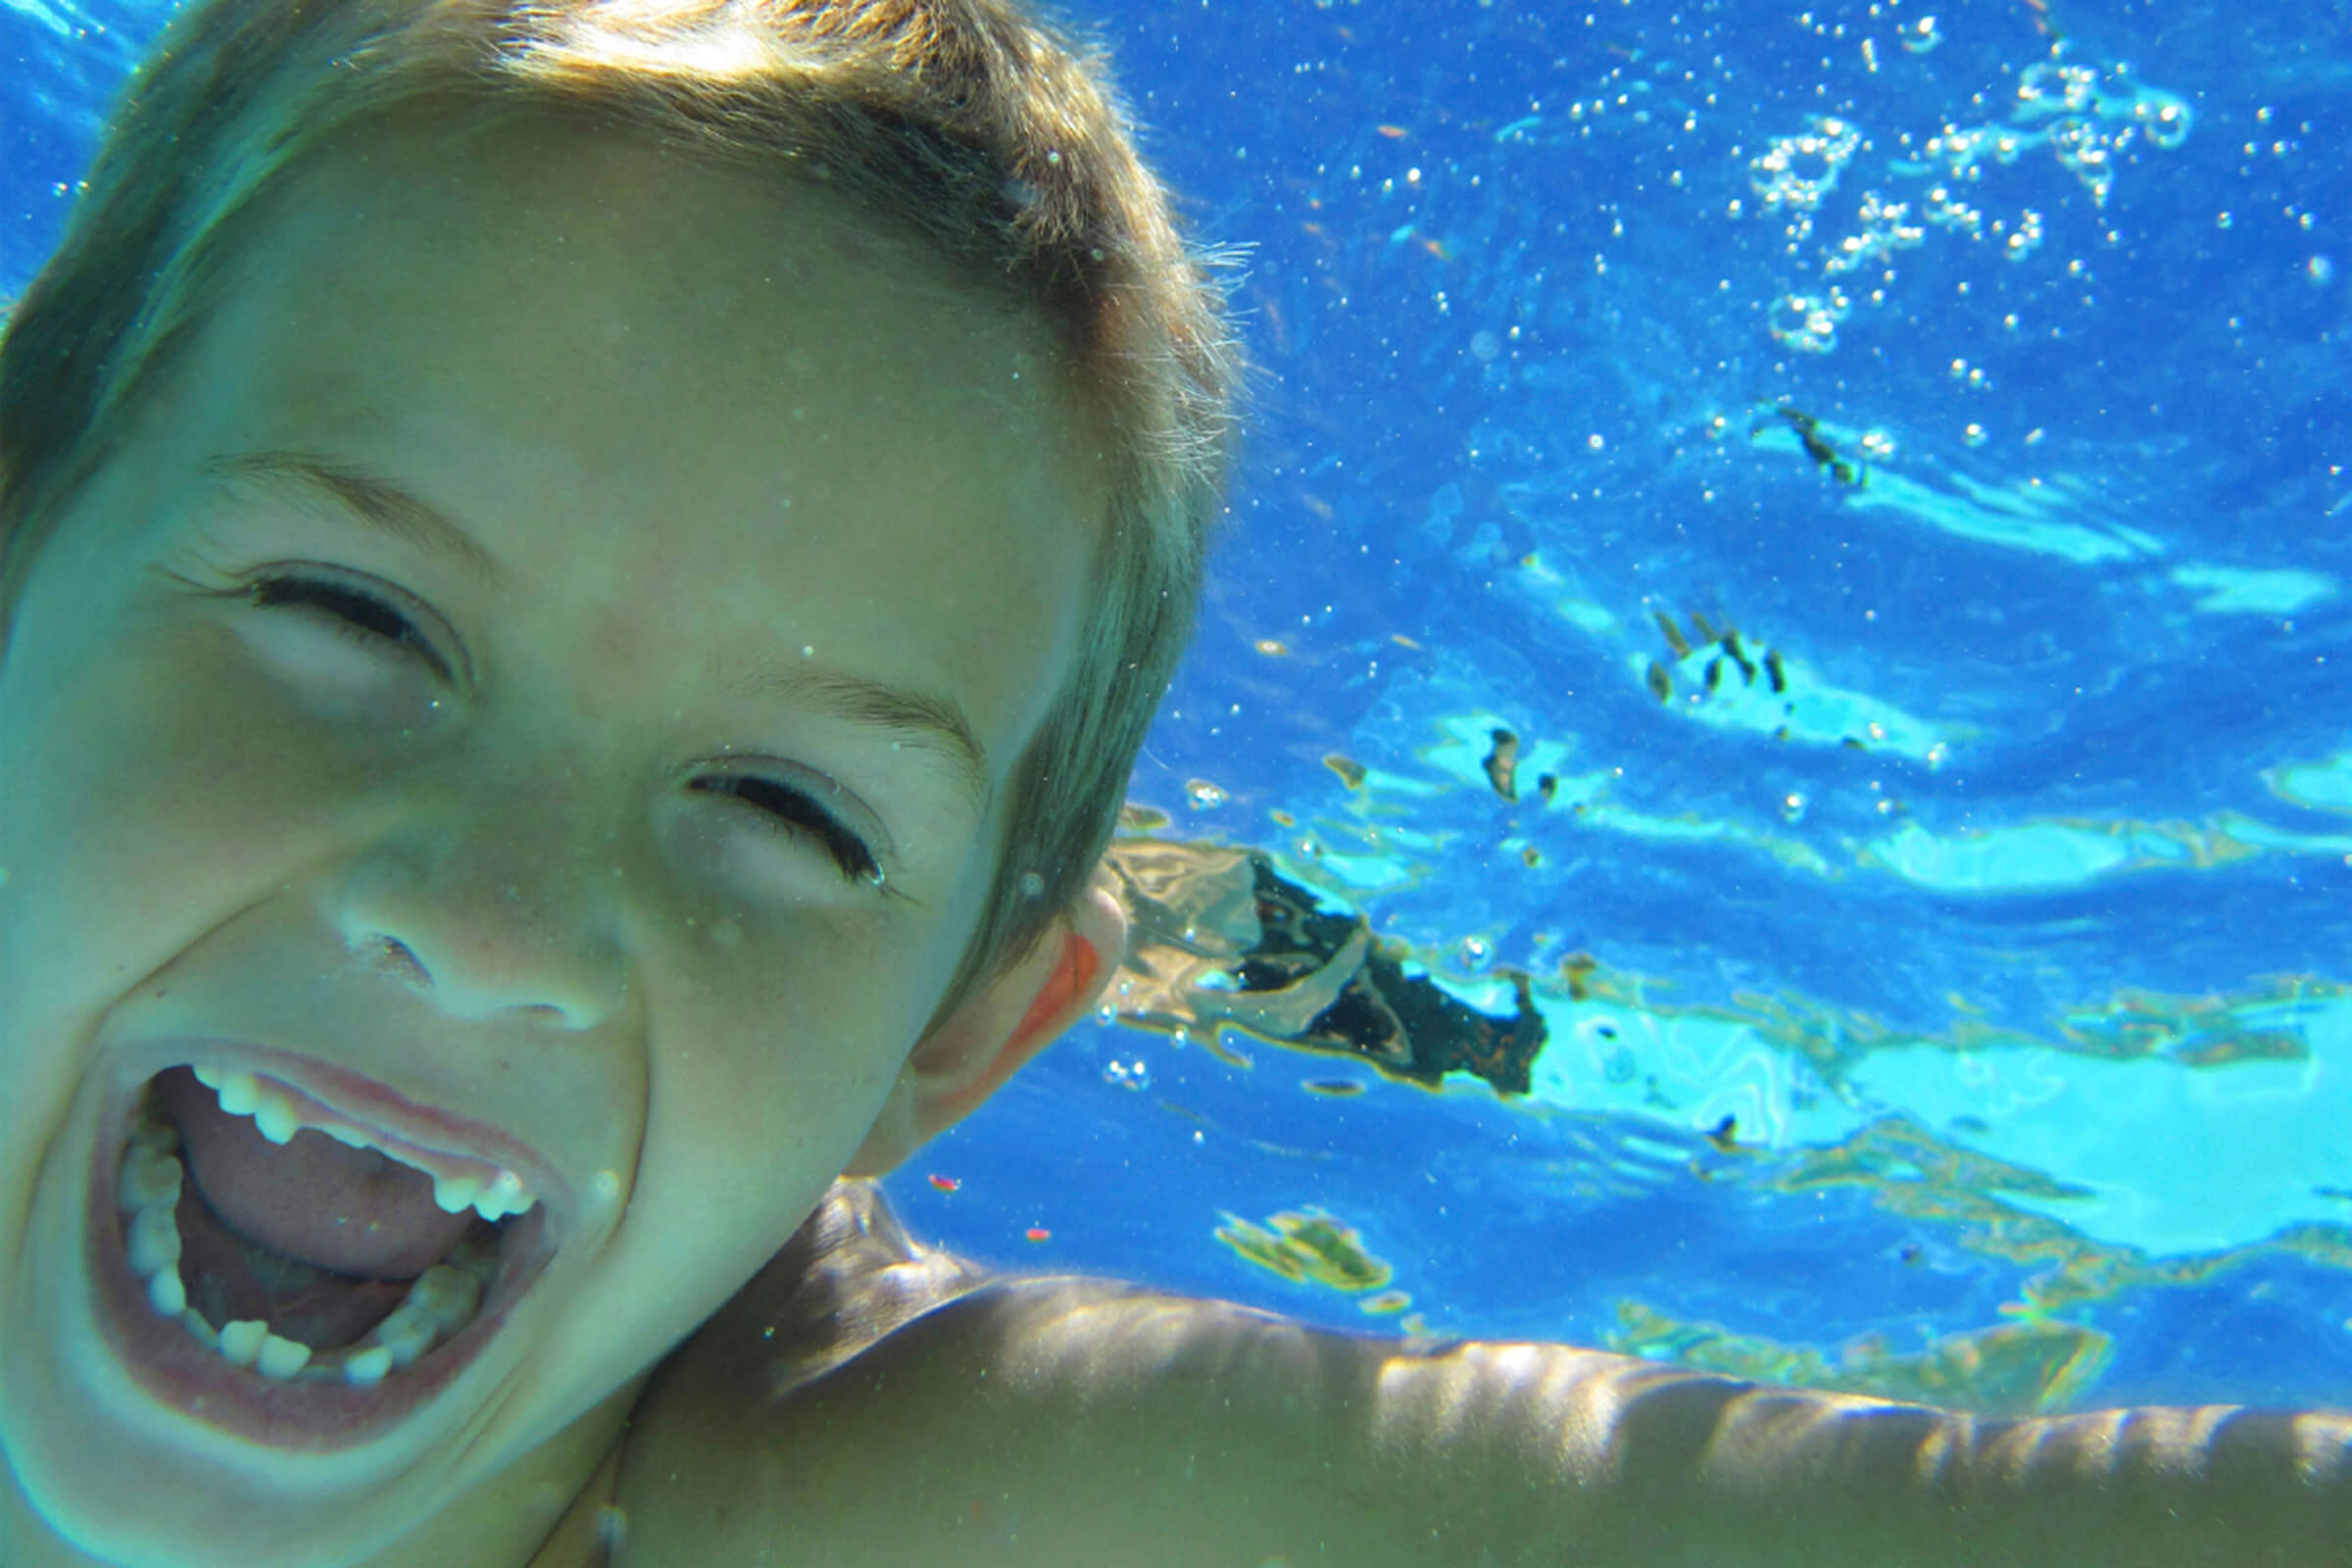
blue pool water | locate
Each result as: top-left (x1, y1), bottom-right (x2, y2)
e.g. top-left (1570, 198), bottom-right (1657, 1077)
top-left (9, 0), bottom-right (2349, 1418)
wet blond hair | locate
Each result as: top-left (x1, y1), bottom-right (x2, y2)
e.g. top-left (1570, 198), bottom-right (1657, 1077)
top-left (0, 0), bottom-right (1240, 1025)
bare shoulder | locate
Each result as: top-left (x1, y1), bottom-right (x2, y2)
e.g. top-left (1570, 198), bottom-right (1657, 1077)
top-left (606, 1179), bottom-right (1383, 1564)
top-left (645, 1179), bottom-right (994, 1405)
top-left (609, 1180), bottom-right (999, 1549)
top-left (609, 1181), bottom-right (2352, 1567)
top-left (619, 1179), bottom-right (992, 1452)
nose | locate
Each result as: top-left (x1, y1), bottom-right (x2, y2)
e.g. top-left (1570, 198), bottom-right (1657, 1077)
top-left (328, 750), bottom-right (631, 1030)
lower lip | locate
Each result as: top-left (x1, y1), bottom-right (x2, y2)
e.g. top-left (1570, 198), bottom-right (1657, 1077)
top-left (82, 1080), bottom-right (559, 1449)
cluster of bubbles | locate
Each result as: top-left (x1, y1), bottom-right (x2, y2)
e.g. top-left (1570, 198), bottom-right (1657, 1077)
top-left (1912, 59), bottom-right (2192, 206)
top-left (1753, 51), bottom-right (2192, 354)
top-left (1748, 117), bottom-right (1865, 235)
top-left (1824, 190), bottom-right (1928, 278)
top-left (1765, 187), bottom-right (1950, 352)
top-left (1769, 289), bottom-right (1852, 353)
top-left (1746, 117), bottom-right (1872, 355)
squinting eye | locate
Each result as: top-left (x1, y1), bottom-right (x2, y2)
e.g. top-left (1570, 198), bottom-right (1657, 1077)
top-left (246, 572), bottom-right (455, 682)
top-left (692, 776), bottom-right (885, 888)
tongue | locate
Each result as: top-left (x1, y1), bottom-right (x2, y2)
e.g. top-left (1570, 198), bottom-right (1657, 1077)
top-left (173, 1175), bottom-right (414, 1350)
top-left (158, 1067), bottom-right (473, 1279)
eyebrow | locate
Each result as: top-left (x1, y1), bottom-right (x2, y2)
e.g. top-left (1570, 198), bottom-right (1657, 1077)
top-left (709, 657), bottom-right (992, 816)
top-left (208, 449), bottom-right (994, 813)
top-left (210, 450), bottom-right (513, 590)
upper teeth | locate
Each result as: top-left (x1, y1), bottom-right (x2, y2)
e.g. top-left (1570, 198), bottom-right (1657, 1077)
top-left (190, 1064), bottom-right (536, 1225)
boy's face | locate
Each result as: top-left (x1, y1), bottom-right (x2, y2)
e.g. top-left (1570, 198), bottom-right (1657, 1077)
top-left (0, 116), bottom-right (1100, 1563)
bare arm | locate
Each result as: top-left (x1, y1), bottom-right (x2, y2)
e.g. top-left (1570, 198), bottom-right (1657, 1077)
top-left (618, 1186), bottom-right (2352, 1566)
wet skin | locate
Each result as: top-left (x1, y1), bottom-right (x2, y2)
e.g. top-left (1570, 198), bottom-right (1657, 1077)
top-left (0, 111), bottom-right (1113, 1566)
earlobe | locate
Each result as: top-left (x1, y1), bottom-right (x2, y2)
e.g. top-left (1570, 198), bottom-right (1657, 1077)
top-left (842, 879), bottom-right (1128, 1178)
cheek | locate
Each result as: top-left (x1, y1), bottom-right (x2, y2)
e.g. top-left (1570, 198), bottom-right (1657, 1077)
top-left (628, 957), bottom-right (907, 1300)
top-left (642, 846), bottom-right (987, 1204)
top-left (0, 627), bottom-right (352, 1013)
top-left (0, 619), bottom-right (351, 1183)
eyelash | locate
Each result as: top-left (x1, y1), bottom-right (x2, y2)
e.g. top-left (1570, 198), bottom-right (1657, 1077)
top-left (687, 776), bottom-right (883, 887)
top-left (248, 571), bottom-right (454, 678)
top-left (243, 572), bottom-right (886, 888)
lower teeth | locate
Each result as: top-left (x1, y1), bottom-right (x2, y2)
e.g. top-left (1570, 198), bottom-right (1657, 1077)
top-left (116, 1086), bottom-right (502, 1385)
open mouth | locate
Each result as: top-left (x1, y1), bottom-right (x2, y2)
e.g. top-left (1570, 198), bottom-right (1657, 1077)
top-left (87, 1059), bottom-right (564, 1445)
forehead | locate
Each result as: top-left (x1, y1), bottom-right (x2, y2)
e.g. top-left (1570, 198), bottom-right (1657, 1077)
top-left (144, 111), bottom-right (1102, 780)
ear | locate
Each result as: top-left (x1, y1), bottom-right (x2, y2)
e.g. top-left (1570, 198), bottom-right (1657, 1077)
top-left (844, 878), bottom-right (1127, 1178)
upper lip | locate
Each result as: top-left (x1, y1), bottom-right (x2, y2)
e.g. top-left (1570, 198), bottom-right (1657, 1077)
top-left (113, 1039), bottom-right (577, 1232)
